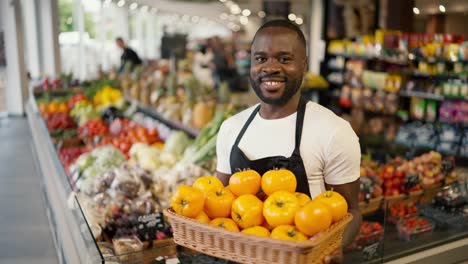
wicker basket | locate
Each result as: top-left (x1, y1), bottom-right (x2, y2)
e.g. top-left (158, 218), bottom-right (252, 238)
top-left (419, 184), bottom-right (443, 205)
top-left (359, 196), bottom-right (383, 216)
top-left (164, 208), bottom-right (353, 264)
top-left (383, 190), bottom-right (423, 209)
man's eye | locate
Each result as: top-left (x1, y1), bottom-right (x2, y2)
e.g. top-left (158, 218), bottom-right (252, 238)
top-left (255, 57), bottom-right (266, 63)
top-left (279, 57), bottom-right (291, 63)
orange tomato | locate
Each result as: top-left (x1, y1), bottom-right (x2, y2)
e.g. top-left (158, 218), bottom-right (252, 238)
top-left (295, 192), bottom-right (311, 208)
top-left (270, 225), bottom-right (308, 242)
top-left (38, 102), bottom-right (48, 114)
top-left (58, 102), bottom-right (68, 113)
top-left (231, 194), bottom-right (264, 229)
top-left (241, 226), bottom-right (270, 237)
top-left (294, 200), bottom-right (332, 236)
top-left (263, 191), bottom-right (299, 228)
top-left (195, 211), bottom-right (210, 224)
top-left (314, 190), bottom-right (348, 223)
top-left (229, 169), bottom-right (261, 196)
top-left (193, 176), bottom-right (224, 196)
top-left (204, 187), bottom-right (235, 219)
top-left (261, 169), bottom-right (297, 196)
top-left (47, 102), bottom-right (59, 113)
top-left (171, 185), bottom-right (205, 218)
top-left (210, 218), bottom-right (239, 232)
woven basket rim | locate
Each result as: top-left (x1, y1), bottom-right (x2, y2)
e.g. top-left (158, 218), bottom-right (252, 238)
top-left (384, 190), bottom-right (424, 201)
top-left (359, 195), bottom-right (383, 205)
top-left (164, 208), bottom-right (353, 249)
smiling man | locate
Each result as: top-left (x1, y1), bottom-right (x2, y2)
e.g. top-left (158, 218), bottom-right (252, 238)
top-left (215, 20), bottom-right (362, 263)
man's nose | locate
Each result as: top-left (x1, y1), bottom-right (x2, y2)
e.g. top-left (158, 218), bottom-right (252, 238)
top-left (262, 59), bottom-right (281, 74)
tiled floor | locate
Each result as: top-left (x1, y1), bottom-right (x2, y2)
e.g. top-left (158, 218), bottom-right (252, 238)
top-left (0, 117), bottom-right (58, 264)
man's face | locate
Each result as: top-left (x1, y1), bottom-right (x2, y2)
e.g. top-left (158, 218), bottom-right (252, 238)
top-left (116, 40), bottom-right (125, 49)
top-left (250, 27), bottom-right (307, 106)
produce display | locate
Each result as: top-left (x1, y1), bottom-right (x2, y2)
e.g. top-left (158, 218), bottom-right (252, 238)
top-left (347, 221), bottom-right (383, 251)
top-left (170, 169), bottom-right (349, 241)
top-left (396, 216), bottom-right (434, 241)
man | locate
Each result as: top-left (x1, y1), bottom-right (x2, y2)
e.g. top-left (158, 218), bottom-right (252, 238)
top-left (115, 37), bottom-right (142, 73)
top-left (215, 20), bottom-right (362, 264)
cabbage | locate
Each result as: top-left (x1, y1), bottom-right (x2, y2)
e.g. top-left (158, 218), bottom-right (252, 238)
top-left (164, 131), bottom-right (191, 157)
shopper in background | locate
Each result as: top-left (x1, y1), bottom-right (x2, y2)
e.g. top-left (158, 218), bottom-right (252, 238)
top-left (215, 20), bottom-right (362, 264)
top-left (115, 37), bottom-right (142, 73)
top-left (209, 37), bottom-right (237, 90)
top-left (192, 43), bottom-right (215, 88)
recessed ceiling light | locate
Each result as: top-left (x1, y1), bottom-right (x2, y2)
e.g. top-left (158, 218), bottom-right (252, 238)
top-left (295, 17), bottom-right (303, 25)
top-left (439, 5), bottom-right (446, 13)
top-left (258, 11), bottom-right (266, 18)
top-left (413, 7), bottom-right (420, 15)
top-left (129, 2), bottom-right (137, 10)
top-left (288, 13), bottom-right (296, 21)
top-left (242, 9), bottom-right (251, 17)
top-left (240, 16), bottom-right (248, 25)
top-left (117, 0), bottom-right (125, 7)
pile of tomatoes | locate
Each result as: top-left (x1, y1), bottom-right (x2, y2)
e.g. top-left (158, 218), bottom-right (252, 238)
top-left (97, 119), bottom-right (160, 155)
top-left (78, 119), bottom-right (109, 138)
top-left (389, 202), bottom-right (418, 223)
top-left (171, 169), bottom-right (348, 242)
top-left (39, 101), bottom-right (69, 116)
top-left (45, 112), bottom-right (77, 131)
top-left (397, 216), bottom-right (433, 241)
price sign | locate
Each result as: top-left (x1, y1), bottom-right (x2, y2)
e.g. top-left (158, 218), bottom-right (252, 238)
top-left (362, 242), bottom-right (381, 260)
top-left (405, 174), bottom-right (419, 190)
top-left (136, 213), bottom-right (169, 242)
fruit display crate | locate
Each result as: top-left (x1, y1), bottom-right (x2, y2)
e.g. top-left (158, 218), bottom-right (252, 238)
top-left (396, 217), bottom-right (435, 241)
top-left (164, 208), bottom-right (353, 264)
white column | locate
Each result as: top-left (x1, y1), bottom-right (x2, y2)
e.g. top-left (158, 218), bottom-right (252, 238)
top-left (21, 0), bottom-right (41, 79)
top-left (1, 0), bottom-right (28, 115)
top-left (74, 0), bottom-right (86, 80)
top-left (308, 0), bottom-right (325, 74)
top-left (40, 0), bottom-right (61, 78)
top-left (114, 5), bottom-right (129, 41)
top-left (135, 11), bottom-right (145, 58)
top-left (146, 14), bottom-right (157, 59)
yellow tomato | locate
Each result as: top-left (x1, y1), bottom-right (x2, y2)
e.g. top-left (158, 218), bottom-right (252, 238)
top-left (210, 218), bottom-right (239, 232)
top-left (263, 191), bottom-right (299, 228)
top-left (294, 200), bottom-right (332, 237)
top-left (58, 102), bottom-right (68, 113)
top-left (193, 176), bottom-right (224, 196)
top-left (295, 192), bottom-right (311, 208)
top-left (314, 190), bottom-right (348, 223)
top-left (270, 225), bottom-right (308, 242)
top-left (231, 194), bottom-right (264, 229)
top-left (261, 169), bottom-right (297, 196)
top-left (204, 187), bottom-right (235, 219)
top-left (171, 185), bottom-right (205, 218)
top-left (195, 211), bottom-right (210, 224)
top-left (241, 226), bottom-right (270, 237)
top-left (38, 102), bottom-right (48, 114)
top-left (229, 169), bottom-right (261, 196)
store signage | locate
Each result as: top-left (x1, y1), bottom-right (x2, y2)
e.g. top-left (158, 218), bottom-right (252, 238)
top-left (362, 241), bottom-right (381, 260)
top-left (136, 212), bottom-right (168, 241)
top-left (405, 174), bottom-right (419, 190)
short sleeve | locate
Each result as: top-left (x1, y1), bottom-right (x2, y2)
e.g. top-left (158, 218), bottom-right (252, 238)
top-left (216, 122), bottom-right (232, 174)
top-left (323, 122), bottom-right (361, 185)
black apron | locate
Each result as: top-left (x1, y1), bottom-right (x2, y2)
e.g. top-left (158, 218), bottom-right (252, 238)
top-left (229, 98), bottom-right (312, 197)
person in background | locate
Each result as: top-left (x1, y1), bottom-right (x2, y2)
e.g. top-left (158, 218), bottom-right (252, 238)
top-left (192, 43), bottom-right (215, 88)
top-left (115, 37), bottom-right (142, 73)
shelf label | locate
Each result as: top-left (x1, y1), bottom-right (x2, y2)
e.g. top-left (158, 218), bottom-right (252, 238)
top-left (136, 212), bottom-right (169, 241)
top-left (362, 241), bottom-right (382, 260)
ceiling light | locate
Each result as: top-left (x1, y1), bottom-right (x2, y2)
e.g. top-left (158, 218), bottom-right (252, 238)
top-left (228, 15), bottom-right (236, 21)
top-left (258, 11), bottom-right (266, 18)
top-left (104, 0), bottom-right (112, 6)
top-left (439, 5), bottom-right (446, 12)
top-left (288, 13), bottom-right (296, 21)
top-left (242, 9), bottom-right (251, 17)
top-left (117, 0), bottom-right (125, 7)
top-left (231, 5), bottom-right (241, 15)
top-left (240, 16), bottom-right (248, 25)
top-left (225, 1), bottom-right (234, 8)
top-left (219, 0), bottom-right (226, 2)
top-left (413, 7), bottom-right (420, 15)
top-left (191, 16), bottom-right (200, 23)
top-left (129, 2), bottom-right (137, 10)
top-left (295, 17), bottom-right (303, 25)
top-left (182, 15), bottom-right (190, 22)
top-left (141, 5), bottom-right (148, 12)
top-left (220, 13), bottom-right (228, 20)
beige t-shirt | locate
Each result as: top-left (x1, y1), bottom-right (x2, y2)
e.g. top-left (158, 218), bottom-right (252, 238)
top-left (216, 101), bottom-right (361, 198)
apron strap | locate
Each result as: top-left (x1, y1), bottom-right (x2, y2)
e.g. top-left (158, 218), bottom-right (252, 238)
top-left (294, 97), bottom-right (308, 150)
top-left (232, 104), bottom-right (261, 148)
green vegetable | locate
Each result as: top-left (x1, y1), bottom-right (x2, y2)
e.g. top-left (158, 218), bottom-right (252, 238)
top-left (164, 131), bottom-right (192, 157)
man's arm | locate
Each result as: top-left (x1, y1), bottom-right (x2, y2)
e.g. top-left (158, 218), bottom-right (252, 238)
top-left (327, 179), bottom-right (362, 247)
top-left (216, 171), bottom-right (231, 187)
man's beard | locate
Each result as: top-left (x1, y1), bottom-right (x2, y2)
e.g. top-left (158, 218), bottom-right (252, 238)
top-left (250, 76), bottom-right (303, 106)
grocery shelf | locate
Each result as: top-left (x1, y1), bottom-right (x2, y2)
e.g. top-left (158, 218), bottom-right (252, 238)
top-left (398, 90), bottom-right (445, 101)
top-left (126, 97), bottom-right (200, 138)
top-left (409, 72), bottom-right (467, 80)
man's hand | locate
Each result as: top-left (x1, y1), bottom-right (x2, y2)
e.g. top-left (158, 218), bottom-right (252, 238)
top-left (323, 248), bottom-right (343, 264)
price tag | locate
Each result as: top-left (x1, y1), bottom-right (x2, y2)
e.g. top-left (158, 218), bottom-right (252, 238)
top-left (136, 213), bottom-right (169, 242)
top-left (362, 241), bottom-right (381, 260)
top-left (405, 174), bottom-right (419, 190)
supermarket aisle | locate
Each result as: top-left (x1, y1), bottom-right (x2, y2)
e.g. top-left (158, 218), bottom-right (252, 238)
top-left (0, 117), bottom-right (58, 264)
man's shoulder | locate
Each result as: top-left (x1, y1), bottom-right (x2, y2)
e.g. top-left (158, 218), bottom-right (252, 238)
top-left (304, 101), bottom-right (350, 129)
top-left (221, 104), bottom-right (259, 130)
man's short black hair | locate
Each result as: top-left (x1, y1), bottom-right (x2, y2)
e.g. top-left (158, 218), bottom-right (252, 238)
top-left (253, 19), bottom-right (306, 48)
top-left (116, 37), bottom-right (124, 42)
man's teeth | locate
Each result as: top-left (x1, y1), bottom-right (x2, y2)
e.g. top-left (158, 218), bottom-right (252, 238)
top-left (264, 81), bottom-right (281, 86)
